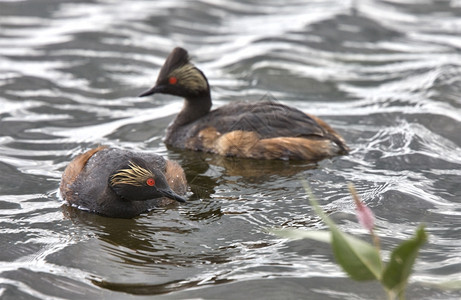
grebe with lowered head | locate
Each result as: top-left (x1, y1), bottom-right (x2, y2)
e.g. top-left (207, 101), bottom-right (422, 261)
top-left (140, 47), bottom-right (350, 161)
top-left (60, 146), bottom-right (187, 218)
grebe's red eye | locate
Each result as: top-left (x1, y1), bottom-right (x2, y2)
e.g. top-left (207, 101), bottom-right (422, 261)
top-left (146, 178), bottom-right (155, 186)
top-left (168, 76), bottom-right (178, 85)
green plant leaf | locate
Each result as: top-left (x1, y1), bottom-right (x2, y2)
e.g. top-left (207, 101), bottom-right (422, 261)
top-left (382, 225), bottom-right (427, 293)
top-left (307, 194), bottom-right (383, 281)
top-left (269, 228), bottom-right (331, 243)
top-left (330, 227), bottom-right (382, 281)
top-left (422, 279), bottom-right (461, 291)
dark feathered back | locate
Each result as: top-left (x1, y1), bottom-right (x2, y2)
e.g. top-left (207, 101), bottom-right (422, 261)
top-left (157, 47), bottom-right (190, 83)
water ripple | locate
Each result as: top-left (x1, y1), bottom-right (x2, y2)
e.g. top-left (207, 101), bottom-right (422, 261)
top-left (1, 0), bottom-right (461, 299)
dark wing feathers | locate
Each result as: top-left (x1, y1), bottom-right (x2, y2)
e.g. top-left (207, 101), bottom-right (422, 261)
top-left (204, 101), bottom-right (327, 139)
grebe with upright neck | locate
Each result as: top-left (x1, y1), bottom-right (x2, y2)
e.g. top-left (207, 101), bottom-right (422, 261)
top-left (140, 47), bottom-right (349, 161)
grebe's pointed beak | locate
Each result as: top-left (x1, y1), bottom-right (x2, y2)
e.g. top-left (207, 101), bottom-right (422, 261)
top-left (139, 85), bottom-right (165, 97)
top-left (159, 188), bottom-right (187, 203)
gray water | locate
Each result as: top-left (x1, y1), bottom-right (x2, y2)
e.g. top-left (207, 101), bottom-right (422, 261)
top-left (1, 0), bottom-right (461, 299)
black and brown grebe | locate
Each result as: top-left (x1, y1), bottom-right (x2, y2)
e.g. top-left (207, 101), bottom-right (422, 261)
top-left (60, 146), bottom-right (187, 218)
top-left (140, 47), bottom-right (349, 161)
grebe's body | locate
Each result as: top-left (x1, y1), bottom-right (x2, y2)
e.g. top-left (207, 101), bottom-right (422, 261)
top-left (140, 47), bottom-right (349, 161)
top-left (60, 146), bottom-right (187, 218)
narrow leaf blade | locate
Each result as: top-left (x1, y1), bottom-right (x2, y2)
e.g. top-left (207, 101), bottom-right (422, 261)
top-left (269, 228), bottom-right (331, 243)
top-left (382, 225), bottom-right (428, 291)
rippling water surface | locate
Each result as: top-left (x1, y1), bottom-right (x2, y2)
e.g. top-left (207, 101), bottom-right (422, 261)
top-left (1, 0), bottom-right (461, 299)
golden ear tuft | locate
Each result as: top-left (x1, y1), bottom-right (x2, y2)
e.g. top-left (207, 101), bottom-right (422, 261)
top-left (110, 161), bottom-right (154, 187)
top-left (169, 64), bottom-right (208, 93)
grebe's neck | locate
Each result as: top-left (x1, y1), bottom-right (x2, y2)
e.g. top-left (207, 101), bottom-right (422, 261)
top-left (173, 93), bottom-right (212, 127)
